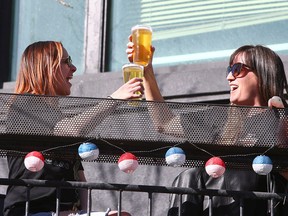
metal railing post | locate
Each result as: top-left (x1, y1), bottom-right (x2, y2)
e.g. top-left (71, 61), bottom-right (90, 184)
top-left (56, 187), bottom-right (61, 216)
top-left (208, 196), bottom-right (213, 216)
top-left (178, 194), bottom-right (182, 216)
top-left (25, 186), bottom-right (31, 216)
top-left (117, 190), bottom-right (122, 216)
top-left (148, 192), bottom-right (153, 216)
top-left (240, 198), bottom-right (243, 216)
top-left (87, 188), bottom-right (92, 216)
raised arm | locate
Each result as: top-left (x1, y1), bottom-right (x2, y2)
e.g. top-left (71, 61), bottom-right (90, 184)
top-left (126, 36), bottom-right (184, 136)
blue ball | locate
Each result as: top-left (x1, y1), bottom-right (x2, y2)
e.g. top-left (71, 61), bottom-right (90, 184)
top-left (165, 147), bottom-right (186, 167)
top-left (252, 155), bottom-right (273, 175)
top-left (78, 142), bottom-right (99, 161)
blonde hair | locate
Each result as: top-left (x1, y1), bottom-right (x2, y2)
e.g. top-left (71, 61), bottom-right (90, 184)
top-left (15, 41), bottom-right (66, 96)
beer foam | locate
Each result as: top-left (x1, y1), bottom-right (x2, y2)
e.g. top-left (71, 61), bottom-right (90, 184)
top-left (131, 25), bottom-right (152, 32)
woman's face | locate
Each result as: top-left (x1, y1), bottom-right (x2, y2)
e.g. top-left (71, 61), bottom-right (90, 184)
top-left (226, 53), bottom-right (264, 106)
top-left (55, 47), bottom-right (77, 95)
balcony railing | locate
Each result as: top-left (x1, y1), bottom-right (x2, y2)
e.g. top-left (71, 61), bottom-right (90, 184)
top-left (0, 93), bottom-right (287, 216)
top-left (0, 178), bottom-right (286, 216)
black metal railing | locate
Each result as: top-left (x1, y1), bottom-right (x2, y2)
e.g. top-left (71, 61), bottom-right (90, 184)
top-left (0, 178), bottom-right (285, 216)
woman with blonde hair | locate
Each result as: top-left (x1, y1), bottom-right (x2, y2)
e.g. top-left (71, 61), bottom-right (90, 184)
top-left (4, 41), bottom-right (136, 216)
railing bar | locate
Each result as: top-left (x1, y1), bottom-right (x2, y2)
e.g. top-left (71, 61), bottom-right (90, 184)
top-left (240, 198), bottom-right (243, 216)
top-left (178, 194), bottom-right (182, 216)
top-left (118, 190), bottom-right (122, 216)
top-left (87, 188), bottom-right (92, 216)
top-left (270, 198), bottom-right (274, 216)
top-left (56, 187), bottom-right (61, 216)
top-left (267, 173), bottom-right (274, 216)
top-left (25, 186), bottom-right (30, 216)
top-left (2, 178), bottom-right (288, 216)
top-left (148, 192), bottom-right (153, 216)
top-left (0, 178), bottom-right (285, 201)
top-left (208, 196), bottom-right (213, 216)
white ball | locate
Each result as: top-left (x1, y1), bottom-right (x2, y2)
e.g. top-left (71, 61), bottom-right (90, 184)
top-left (78, 142), bottom-right (99, 161)
top-left (24, 151), bottom-right (45, 172)
top-left (165, 147), bottom-right (186, 167)
top-left (252, 155), bottom-right (273, 175)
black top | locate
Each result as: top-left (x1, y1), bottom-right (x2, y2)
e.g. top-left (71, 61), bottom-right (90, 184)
top-left (169, 109), bottom-right (288, 216)
top-left (3, 95), bottom-right (83, 216)
top-left (3, 157), bottom-right (83, 216)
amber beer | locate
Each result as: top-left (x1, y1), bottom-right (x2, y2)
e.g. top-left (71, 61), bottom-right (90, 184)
top-left (131, 25), bottom-right (152, 66)
top-left (122, 63), bottom-right (144, 100)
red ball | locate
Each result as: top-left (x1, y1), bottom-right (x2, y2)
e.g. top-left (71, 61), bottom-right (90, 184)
top-left (24, 151), bottom-right (45, 172)
top-left (205, 157), bottom-right (226, 178)
top-left (118, 152), bottom-right (138, 174)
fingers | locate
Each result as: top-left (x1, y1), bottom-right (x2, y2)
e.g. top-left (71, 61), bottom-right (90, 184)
top-left (128, 34), bottom-right (132, 42)
top-left (126, 77), bottom-right (142, 84)
top-left (126, 35), bottom-right (134, 62)
top-left (126, 78), bottom-right (144, 97)
top-left (126, 41), bottom-right (134, 63)
top-left (126, 35), bottom-right (155, 67)
top-left (111, 77), bottom-right (144, 100)
top-left (268, 96), bottom-right (284, 108)
top-left (127, 78), bottom-right (144, 92)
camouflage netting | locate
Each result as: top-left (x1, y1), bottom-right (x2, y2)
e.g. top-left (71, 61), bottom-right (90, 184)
top-left (0, 93), bottom-right (287, 170)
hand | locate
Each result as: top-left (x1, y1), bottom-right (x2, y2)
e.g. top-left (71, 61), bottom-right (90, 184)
top-left (268, 96), bottom-right (284, 108)
top-left (126, 35), bottom-right (155, 66)
top-left (110, 77), bottom-right (144, 100)
top-left (126, 35), bottom-right (134, 63)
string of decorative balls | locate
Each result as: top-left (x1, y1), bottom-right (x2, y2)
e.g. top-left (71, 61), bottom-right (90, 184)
top-left (23, 96), bottom-right (285, 176)
top-left (24, 140), bottom-right (274, 178)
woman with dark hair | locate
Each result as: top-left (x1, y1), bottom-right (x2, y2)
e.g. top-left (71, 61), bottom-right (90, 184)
top-left (126, 41), bottom-right (288, 215)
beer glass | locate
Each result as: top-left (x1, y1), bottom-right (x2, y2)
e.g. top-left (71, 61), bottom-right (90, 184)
top-left (122, 63), bottom-right (144, 100)
top-left (131, 25), bottom-right (152, 66)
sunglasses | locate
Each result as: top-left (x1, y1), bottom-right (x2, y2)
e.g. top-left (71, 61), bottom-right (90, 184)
top-left (227, 63), bottom-right (252, 78)
top-left (62, 56), bottom-right (73, 67)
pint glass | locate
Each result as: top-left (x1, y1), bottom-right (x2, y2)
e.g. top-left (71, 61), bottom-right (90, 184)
top-left (131, 25), bottom-right (152, 66)
top-left (122, 63), bottom-right (144, 100)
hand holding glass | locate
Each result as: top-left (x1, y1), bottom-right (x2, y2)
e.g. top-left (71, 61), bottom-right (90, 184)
top-left (131, 25), bottom-right (152, 66)
top-left (122, 63), bottom-right (144, 100)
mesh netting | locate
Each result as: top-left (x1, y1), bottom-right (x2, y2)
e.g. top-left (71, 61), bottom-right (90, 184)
top-left (0, 93), bottom-right (287, 170)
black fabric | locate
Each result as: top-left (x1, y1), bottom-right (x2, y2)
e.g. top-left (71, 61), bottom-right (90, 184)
top-left (3, 95), bottom-right (84, 216)
top-left (168, 110), bottom-right (288, 216)
top-left (167, 171), bottom-right (288, 216)
top-left (3, 157), bottom-right (83, 216)
top-left (167, 168), bottom-right (271, 216)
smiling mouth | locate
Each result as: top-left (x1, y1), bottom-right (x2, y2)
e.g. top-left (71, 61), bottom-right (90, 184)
top-left (230, 86), bottom-right (238, 92)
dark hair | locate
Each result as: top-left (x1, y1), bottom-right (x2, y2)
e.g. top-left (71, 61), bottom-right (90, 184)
top-left (229, 45), bottom-right (288, 104)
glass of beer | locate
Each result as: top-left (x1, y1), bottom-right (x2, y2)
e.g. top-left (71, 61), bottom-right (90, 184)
top-left (131, 25), bottom-right (152, 66)
top-left (122, 63), bottom-right (144, 101)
